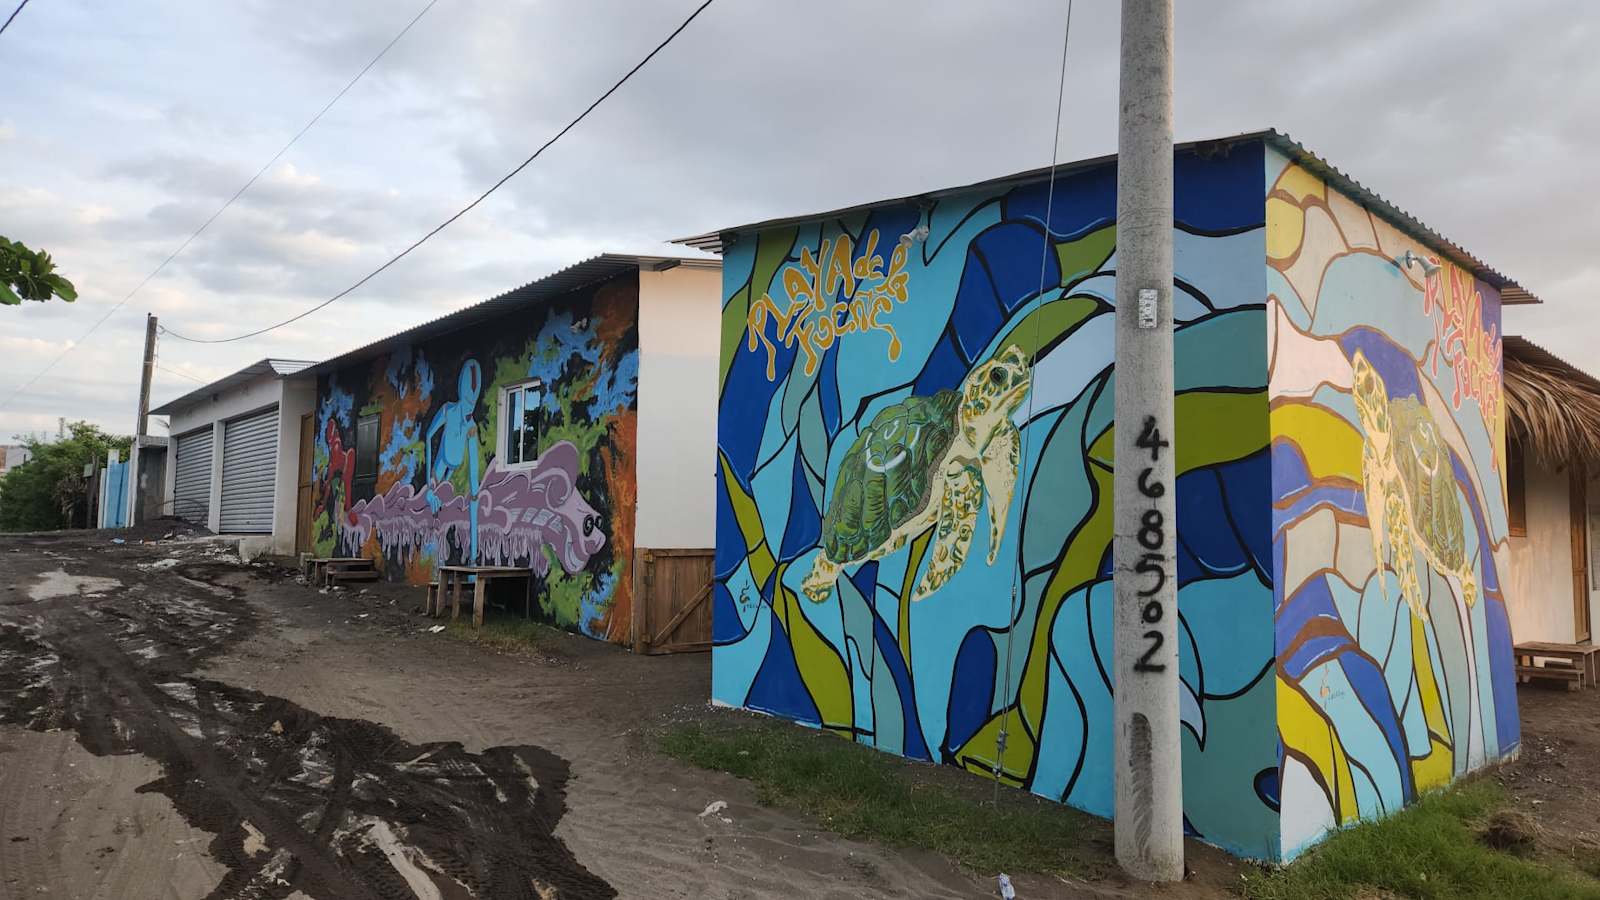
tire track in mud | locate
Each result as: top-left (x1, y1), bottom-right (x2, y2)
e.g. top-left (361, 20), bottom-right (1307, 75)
top-left (0, 557), bottom-right (615, 900)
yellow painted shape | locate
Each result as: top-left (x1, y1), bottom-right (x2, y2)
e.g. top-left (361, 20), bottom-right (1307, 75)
top-left (1055, 225), bottom-right (1117, 286)
top-left (772, 570), bottom-right (855, 735)
top-left (1088, 390), bottom-right (1268, 474)
top-left (1266, 195), bottom-right (1305, 263)
top-left (1271, 402), bottom-right (1364, 483)
top-left (898, 530), bottom-right (932, 668)
top-left (1273, 163), bottom-right (1326, 204)
top-left (1411, 735), bottom-right (1455, 793)
top-left (1279, 675), bottom-right (1359, 823)
top-left (994, 296), bottom-right (1102, 361)
top-left (719, 452), bottom-right (777, 586)
top-left (720, 227), bottom-right (799, 386)
top-left (954, 709), bottom-right (1034, 786)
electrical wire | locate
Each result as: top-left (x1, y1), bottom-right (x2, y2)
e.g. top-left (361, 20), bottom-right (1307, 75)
top-left (0, 0), bottom-right (440, 414)
top-left (161, 0), bottom-right (717, 346)
top-left (155, 364), bottom-right (207, 385)
top-left (0, 0), bottom-right (29, 37)
top-left (992, 0), bottom-right (1075, 802)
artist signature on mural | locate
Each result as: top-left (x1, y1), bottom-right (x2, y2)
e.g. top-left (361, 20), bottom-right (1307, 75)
top-left (745, 228), bottom-right (913, 380)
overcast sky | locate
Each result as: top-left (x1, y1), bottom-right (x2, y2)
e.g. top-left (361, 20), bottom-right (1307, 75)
top-left (1, 0), bottom-right (1594, 442)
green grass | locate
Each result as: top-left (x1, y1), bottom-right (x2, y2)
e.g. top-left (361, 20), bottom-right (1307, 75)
top-left (1243, 781), bottom-right (1600, 900)
top-left (657, 718), bottom-right (1099, 876)
top-left (444, 618), bottom-right (562, 655)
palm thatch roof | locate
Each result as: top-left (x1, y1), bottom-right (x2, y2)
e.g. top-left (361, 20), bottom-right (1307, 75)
top-left (1504, 336), bottom-right (1600, 469)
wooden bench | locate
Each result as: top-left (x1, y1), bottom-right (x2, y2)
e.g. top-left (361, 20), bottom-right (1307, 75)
top-left (1515, 641), bottom-right (1600, 691)
top-left (436, 565), bottom-right (535, 628)
top-left (303, 556), bottom-right (377, 588)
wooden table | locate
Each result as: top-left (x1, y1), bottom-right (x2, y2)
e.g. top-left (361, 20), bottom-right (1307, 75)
top-left (436, 565), bottom-right (534, 628)
top-left (1515, 641), bottom-right (1600, 690)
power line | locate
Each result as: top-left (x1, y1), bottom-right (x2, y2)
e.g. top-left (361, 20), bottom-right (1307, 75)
top-left (155, 364), bottom-right (207, 385)
top-left (161, 0), bottom-right (717, 345)
top-left (0, 0), bottom-right (440, 414)
top-left (0, 0), bottom-right (29, 37)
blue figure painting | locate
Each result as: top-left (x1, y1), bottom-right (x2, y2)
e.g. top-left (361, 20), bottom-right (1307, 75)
top-left (424, 358), bottom-right (483, 562)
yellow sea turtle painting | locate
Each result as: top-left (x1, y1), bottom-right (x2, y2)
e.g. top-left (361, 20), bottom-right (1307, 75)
top-left (802, 345), bottom-right (1032, 604)
top-left (1350, 350), bottom-right (1477, 619)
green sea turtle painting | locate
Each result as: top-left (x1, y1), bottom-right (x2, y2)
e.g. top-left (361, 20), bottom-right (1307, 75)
top-left (802, 344), bottom-right (1032, 603)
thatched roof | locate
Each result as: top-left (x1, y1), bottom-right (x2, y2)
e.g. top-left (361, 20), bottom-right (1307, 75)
top-left (1504, 336), bottom-right (1600, 469)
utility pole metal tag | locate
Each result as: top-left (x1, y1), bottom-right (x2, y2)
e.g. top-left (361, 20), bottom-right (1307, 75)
top-left (1137, 289), bottom-right (1159, 329)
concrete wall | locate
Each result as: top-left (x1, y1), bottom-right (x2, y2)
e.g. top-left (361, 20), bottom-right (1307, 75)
top-left (1506, 459), bottom-right (1579, 643)
top-left (636, 263), bottom-right (721, 549)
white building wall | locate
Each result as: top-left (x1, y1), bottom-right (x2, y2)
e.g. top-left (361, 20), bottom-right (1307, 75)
top-left (1506, 458), bottom-right (1579, 643)
top-left (158, 373), bottom-right (293, 557)
top-left (635, 263), bottom-right (722, 549)
top-left (272, 376), bottom-right (316, 555)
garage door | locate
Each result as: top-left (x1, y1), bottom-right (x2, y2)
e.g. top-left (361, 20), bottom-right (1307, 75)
top-left (172, 430), bottom-right (213, 526)
top-left (219, 407), bottom-right (278, 534)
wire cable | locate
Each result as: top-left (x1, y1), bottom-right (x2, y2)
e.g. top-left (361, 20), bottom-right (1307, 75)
top-left (160, 0), bottom-right (716, 345)
top-left (155, 364), bottom-right (207, 385)
top-left (992, 0), bottom-right (1075, 802)
top-left (0, 0), bottom-right (29, 37)
top-left (0, 0), bottom-right (440, 414)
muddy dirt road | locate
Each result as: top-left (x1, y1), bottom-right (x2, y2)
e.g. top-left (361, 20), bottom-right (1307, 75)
top-left (0, 531), bottom-right (994, 900)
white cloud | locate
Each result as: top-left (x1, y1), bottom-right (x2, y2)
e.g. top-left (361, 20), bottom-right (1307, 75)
top-left (0, 0), bottom-right (1594, 441)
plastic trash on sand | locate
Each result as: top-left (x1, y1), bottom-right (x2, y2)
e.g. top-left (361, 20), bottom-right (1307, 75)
top-left (997, 873), bottom-right (1016, 899)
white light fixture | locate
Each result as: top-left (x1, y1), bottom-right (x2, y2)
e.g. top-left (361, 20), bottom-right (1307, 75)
top-left (904, 224), bottom-right (930, 244)
top-left (1397, 249), bottom-right (1441, 277)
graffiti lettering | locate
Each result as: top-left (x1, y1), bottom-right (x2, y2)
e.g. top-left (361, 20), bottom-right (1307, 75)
top-left (1419, 260), bottom-right (1503, 452)
top-left (746, 229), bottom-right (913, 381)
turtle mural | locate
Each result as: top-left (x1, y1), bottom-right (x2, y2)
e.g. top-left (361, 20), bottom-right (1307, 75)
top-left (802, 344), bottom-right (1031, 603)
top-left (1351, 349), bottom-right (1478, 619)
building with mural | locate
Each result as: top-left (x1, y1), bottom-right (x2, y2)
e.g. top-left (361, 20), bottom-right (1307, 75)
top-left (682, 130), bottom-right (1536, 861)
top-left (302, 254), bottom-right (721, 647)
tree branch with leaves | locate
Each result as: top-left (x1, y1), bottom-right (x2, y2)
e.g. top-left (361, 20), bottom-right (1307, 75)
top-left (0, 236), bottom-right (77, 305)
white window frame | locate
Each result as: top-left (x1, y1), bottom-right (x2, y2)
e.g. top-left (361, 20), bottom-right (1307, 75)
top-left (500, 378), bottom-right (546, 469)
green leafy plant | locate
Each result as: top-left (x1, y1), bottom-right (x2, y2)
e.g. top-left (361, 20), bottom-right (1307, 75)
top-left (0, 423), bottom-right (130, 531)
top-left (0, 236), bottom-right (77, 305)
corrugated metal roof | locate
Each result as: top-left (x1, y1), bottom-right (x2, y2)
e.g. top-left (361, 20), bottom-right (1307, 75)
top-left (149, 359), bottom-right (316, 416)
top-left (298, 253), bottom-right (719, 379)
top-left (675, 129), bottom-right (1538, 304)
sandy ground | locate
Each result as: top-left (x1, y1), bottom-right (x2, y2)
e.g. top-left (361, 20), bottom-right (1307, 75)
top-left (5, 527), bottom-right (1592, 899)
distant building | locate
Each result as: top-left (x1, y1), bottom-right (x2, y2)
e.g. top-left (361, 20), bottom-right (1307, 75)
top-left (0, 444), bottom-right (32, 476)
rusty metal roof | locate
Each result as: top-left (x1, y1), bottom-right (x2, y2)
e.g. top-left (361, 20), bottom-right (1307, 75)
top-left (298, 253), bottom-right (719, 379)
top-left (674, 129), bottom-right (1538, 305)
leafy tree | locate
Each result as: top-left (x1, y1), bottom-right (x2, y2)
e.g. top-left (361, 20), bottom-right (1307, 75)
top-left (0, 423), bottom-right (130, 531)
top-left (0, 236), bottom-right (77, 306)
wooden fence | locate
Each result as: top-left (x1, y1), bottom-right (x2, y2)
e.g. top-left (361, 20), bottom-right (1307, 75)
top-left (632, 548), bottom-right (714, 654)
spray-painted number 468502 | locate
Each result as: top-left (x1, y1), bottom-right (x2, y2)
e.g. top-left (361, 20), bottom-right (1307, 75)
top-left (1133, 416), bottom-right (1168, 674)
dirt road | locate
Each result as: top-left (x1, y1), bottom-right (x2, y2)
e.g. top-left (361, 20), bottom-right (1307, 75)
top-left (0, 530), bottom-right (993, 899)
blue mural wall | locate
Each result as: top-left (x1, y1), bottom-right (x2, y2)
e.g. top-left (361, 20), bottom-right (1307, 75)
top-left (712, 141), bottom-right (1282, 858)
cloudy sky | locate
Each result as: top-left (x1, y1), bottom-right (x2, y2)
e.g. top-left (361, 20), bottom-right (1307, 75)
top-left (1, 0), bottom-right (1594, 442)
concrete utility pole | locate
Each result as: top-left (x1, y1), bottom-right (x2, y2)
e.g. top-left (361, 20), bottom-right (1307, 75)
top-left (136, 314), bottom-right (157, 438)
top-left (1112, 0), bottom-right (1182, 882)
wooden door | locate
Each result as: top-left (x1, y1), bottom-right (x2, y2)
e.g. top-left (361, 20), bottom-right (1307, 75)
top-left (295, 414), bottom-right (315, 555)
top-left (1573, 471), bottom-right (1591, 643)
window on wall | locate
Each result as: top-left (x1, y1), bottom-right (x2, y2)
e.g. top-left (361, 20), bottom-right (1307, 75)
top-left (1507, 439), bottom-right (1527, 537)
top-left (355, 413), bottom-right (380, 480)
top-left (502, 379), bottom-right (545, 466)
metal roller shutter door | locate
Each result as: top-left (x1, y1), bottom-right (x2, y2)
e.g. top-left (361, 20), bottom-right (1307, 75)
top-left (219, 407), bottom-right (278, 534)
top-left (173, 430), bottom-right (213, 526)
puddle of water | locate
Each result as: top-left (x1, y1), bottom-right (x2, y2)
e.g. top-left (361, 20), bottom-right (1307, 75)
top-left (28, 569), bottom-right (123, 601)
